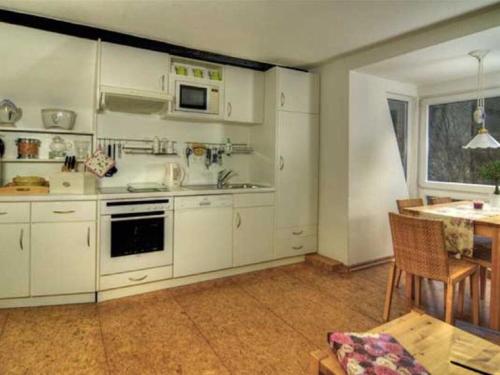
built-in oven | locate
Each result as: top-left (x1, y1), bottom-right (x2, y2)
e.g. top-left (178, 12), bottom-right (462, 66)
top-left (173, 80), bottom-right (220, 115)
top-left (100, 198), bottom-right (173, 275)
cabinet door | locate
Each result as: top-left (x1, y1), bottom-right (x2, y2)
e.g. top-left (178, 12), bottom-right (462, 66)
top-left (173, 207), bottom-right (233, 277)
top-left (0, 224), bottom-right (29, 299)
top-left (224, 66), bottom-right (264, 123)
top-left (100, 42), bottom-right (169, 92)
top-left (233, 206), bottom-right (274, 266)
top-left (31, 222), bottom-right (96, 296)
top-left (277, 68), bottom-right (319, 114)
top-left (277, 112), bottom-right (319, 229)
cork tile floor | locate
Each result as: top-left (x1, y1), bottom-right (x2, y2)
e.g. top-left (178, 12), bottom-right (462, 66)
top-left (0, 263), bottom-right (495, 374)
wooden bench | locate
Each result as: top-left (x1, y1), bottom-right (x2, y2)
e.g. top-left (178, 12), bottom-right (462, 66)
top-left (309, 311), bottom-right (500, 374)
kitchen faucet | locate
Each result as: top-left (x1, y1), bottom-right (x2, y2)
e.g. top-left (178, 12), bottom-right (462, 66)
top-left (217, 169), bottom-right (237, 189)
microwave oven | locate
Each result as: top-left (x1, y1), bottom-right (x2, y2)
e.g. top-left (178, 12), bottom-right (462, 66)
top-left (173, 81), bottom-right (220, 115)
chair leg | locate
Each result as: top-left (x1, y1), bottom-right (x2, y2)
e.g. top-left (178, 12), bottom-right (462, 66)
top-left (405, 273), bottom-right (414, 311)
top-left (480, 267), bottom-right (486, 300)
top-left (383, 262), bottom-right (397, 322)
top-left (414, 276), bottom-right (422, 307)
top-left (457, 280), bottom-right (465, 318)
top-left (471, 270), bottom-right (480, 326)
top-left (445, 281), bottom-right (455, 325)
top-left (395, 268), bottom-right (402, 288)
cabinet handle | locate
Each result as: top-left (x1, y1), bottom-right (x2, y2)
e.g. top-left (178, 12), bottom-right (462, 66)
top-left (236, 212), bottom-right (241, 229)
top-left (87, 227), bottom-right (91, 247)
top-left (199, 201), bottom-right (211, 206)
top-left (0, 212), bottom-right (7, 215)
top-left (280, 92), bottom-right (285, 107)
top-left (292, 230), bottom-right (303, 235)
top-left (161, 74), bottom-right (165, 91)
top-left (19, 228), bottom-right (24, 250)
top-left (53, 210), bottom-right (75, 214)
top-left (292, 245), bottom-right (303, 250)
top-left (227, 102), bottom-right (232, 117)
top-left (129, 275), bottom-right (148, 282)
top-left (279, 156), bottom-right (285, 171)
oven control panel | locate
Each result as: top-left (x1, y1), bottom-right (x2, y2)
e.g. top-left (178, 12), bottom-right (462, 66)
top-left (101, 198), bottom-right (172, 215)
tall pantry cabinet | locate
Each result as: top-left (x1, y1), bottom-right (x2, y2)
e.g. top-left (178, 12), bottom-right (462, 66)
top-left (264, 67), bottom-right (319, 258)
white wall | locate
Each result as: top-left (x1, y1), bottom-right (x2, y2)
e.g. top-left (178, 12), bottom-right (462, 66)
top-left (348, 72), bottom-right (416, 265)
top-left (314, 7), bottom-right (500, 266)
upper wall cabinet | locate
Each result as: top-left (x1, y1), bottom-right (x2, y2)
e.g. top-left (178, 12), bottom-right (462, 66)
top-left (224, 66), bottom-right (264, 124)
top-left (100, 42), bottom-right (170, 93)
top-left (276, 68), bottom-right (319, 114)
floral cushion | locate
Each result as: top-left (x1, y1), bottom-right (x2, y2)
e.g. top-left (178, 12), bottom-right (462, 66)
top-left (327, 332), bottom-right (429, 375)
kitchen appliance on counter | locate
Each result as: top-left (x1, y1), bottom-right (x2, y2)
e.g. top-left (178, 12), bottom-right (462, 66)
top-left (126, 183), bottom-right (169, 193)
top-left (0, 99), bottom-right (22, 126)
top-left (163, 162), bottom-right (185, 189)
top-left (173, 80), bottom-right (220, 115)
top-left (100, 197), bottom-right (173, 275)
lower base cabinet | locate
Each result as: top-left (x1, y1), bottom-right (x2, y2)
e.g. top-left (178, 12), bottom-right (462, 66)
top-left (0, 223), bottom-right (30, 299)
top-left (233, 206), bottom-right (274, 266)
top-left (31, 222), bottom-right (96, 296)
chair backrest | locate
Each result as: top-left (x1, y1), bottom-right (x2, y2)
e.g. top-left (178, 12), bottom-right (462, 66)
top-left (396, 198), bottom-right (424, 214)
top-left (389, 212), bottom-right (449, 281)
top-left (429, 197), bottom-right (453, 205)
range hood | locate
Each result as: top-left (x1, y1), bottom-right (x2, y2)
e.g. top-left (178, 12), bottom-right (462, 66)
top-left (98, 85), bottom-right (173, 115)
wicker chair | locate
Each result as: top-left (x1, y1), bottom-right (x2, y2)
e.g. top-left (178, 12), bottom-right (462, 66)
top-left (429, 196), bottom-right (453, 205)
top-left (384, 213), bottom-right (480, 325)
top-left (429, 197), bottom-right (491, 299)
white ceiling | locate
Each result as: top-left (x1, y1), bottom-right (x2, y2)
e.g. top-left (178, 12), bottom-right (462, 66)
top-left (0, 0), bottom-right (497, 67)
top-left (358, 26), bottom-right (500, 86)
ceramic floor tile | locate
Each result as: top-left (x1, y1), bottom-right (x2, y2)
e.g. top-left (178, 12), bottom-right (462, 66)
top-left (0, 304), bottom-right (107, 375)
top-left (239, 271), bottom-right (379, 347)
top-left (0, 310), bottom-right (8, 338)
top-left (98, 292), bottom-right (229, 375)
top-left (175, 284), bottom-right (314, 375)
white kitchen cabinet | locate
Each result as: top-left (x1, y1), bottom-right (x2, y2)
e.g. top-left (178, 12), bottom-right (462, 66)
top-left (31, 222), bottom-right (96, 296)
top-left (174, 195), bottom-right (233, 277)
top-left (276, 67), bottom-right (319, 114)
top-left (0, 224), bottom-right (30, 299)
top-left (276, 111), bottom-right (319, 229)
top-left (224, 66), bottom-right (264, 123)
top-left (233, 206), bottom-right (274, 267)
top-left (100, 42), bottom-right (170, 92)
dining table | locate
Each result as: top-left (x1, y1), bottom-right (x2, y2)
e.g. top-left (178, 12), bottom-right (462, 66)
top-left (404, 200), bottom-right (500, 331)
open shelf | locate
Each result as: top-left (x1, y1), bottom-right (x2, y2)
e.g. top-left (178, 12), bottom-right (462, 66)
top-left (0, 126), bottom-right (94, 136)
top-left (1, 158), bottom-right (85, 163)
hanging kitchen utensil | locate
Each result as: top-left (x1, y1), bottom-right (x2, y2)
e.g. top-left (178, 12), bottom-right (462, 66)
top-left (0, 137), bottom-right (5, 186)
top-left (205, 148), bottom-right (212, 169)
top-left (218, 148), bottom-right (224, 166)
top-left (185, 146), bottom-right (192, 167)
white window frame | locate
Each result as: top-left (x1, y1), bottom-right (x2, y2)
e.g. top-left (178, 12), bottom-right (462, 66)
top-left (418, 87), bottom-right (500, 194)
top-left (387, 92), bottom-right (417, 196)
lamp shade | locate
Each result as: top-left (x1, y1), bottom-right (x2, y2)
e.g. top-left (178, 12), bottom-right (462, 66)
top-left (463, 128), bottom-right (500, 149)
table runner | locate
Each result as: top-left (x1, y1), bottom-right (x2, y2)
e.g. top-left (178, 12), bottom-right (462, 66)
top-left (418, 203), bottom-right (500, 257)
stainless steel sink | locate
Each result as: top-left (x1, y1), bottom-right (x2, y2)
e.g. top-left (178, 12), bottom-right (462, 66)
top-left (183, 183), bottom-right (266, 191)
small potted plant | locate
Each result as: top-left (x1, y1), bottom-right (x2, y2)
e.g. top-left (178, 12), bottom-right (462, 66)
top-left (480, 160), bottom-right (500, 207)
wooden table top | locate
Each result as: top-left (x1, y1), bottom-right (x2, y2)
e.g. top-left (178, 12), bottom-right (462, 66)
top-left (404, 200), bottom-right (500, 227)
top-left (311, 311), bottom-right (500, 374)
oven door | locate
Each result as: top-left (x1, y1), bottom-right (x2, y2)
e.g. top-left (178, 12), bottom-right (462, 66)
top-left (100, 211), bottom-right (173, 275)
top-left (175, 82), bottom-right (209, 112)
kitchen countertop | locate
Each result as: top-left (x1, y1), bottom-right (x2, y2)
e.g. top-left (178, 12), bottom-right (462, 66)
top-left (0, 185), bottom-right (275, 202)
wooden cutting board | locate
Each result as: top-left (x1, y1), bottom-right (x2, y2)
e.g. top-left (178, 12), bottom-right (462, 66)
top-left (0, 185), bottom-right (49, 195)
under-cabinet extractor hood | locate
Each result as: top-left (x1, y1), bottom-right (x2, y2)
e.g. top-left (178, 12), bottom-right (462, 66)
top-left (98, 85), bottom-right (173, 115)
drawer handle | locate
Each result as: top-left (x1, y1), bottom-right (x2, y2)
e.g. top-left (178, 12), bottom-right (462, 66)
top-left (129, 275), bottom-right (148, 282)
top-left (199, 201), bottom-right (211, 206)
top-left (292, 230), bottom-right (303, 235)
top-left (292, 245), bottom-right (304, 250)
top-left (53, 210), bottom-right (76, 214)
top-left (19, 228), bottom-right (24, 251)
top-left (87, 227), bottom-right (91, 247)
top-left (0, 212), bottom-right (7, 215)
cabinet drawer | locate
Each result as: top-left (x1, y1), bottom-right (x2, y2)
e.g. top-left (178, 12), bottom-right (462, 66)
top-left (234, 193), bottom-right (274, 208)
top-left (99, 266), bottom-right (172, 290)
top-left (277, 235), bottom-right (317, 257)
top-left (31, 201), bottom-right (96, 222)
top-left (277, 225), bottom-right (317, 239)
top-left (0, 202), bottom-right (30, 223)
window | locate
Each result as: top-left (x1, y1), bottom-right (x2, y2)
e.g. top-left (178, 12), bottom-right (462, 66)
top-left (427, 96), bottom-right (500, 185)
top-left (388, 98), bottom-right (408, 178)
